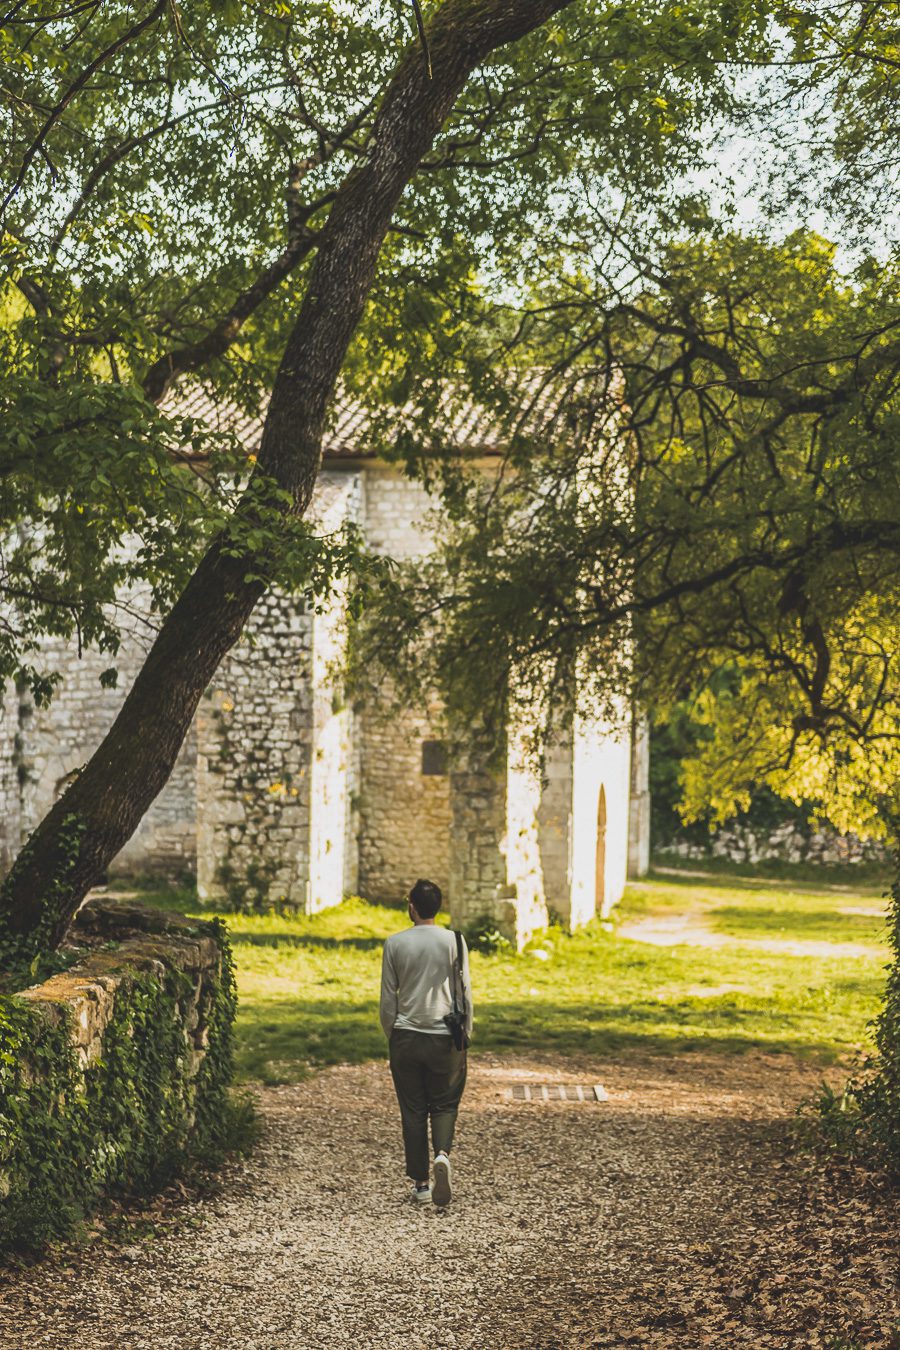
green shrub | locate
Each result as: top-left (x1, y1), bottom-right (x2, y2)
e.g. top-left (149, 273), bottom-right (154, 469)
top-left (809, 840), bottom-right (900, 1170)
top-left (797, 1080), bottom-right (866, 1159)
top-left (0, 917), bottom-right (243, 1252)
top-left (853, 844), bottom-right (900, 1164)
top-left (460, 913), bottom-right (514, 955)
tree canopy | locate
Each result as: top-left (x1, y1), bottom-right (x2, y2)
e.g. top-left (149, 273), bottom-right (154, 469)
top-left (342, 7), bottom-right (900, 839)
top-left (0, 0), bottom-right (898, 956)
top-left (1, 0), bottom-right (773, 691)
top-left (352, 225), bottom-right (900, 836)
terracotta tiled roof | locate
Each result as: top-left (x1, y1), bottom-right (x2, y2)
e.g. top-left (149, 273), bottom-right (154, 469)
top-left (164, 370), bottom-right (613, 462)
top-left (165, 385), bottom-right (267, 452)
top-left (164, 383), bottom-right (476, 460)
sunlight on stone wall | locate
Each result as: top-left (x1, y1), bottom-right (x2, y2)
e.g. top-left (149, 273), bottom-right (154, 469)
top-left (196, 592), bottom-right (314, 908)
top-left (0, 592), bottom-right (196, 877)
top-left (570, 706), bottom-right (632, 925)
top-left (0, 459), bottom-right (636, 943)
top-left (196, 473), bottom-right (362, 911)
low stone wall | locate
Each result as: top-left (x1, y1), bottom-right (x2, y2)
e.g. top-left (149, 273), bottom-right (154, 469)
top-left (0, 899), bottom-right (236, 1252)
top-left (657, 822), bottom-right (889, 869)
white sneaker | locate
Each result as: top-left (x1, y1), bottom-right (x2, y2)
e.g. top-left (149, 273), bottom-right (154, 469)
top-left (432, 1152), bottom-right (452, 1207)
top-left (411, 1183), bottom-right (432, 1204)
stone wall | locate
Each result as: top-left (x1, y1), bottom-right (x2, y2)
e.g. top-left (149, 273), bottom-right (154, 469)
top-left (196, 471), bottom-right (362, 911)
top-left (357, 698), bottom-right (452, 905)
top-left (0, 457), bottom-right (637, 939)
top-left (196, 590), bottom-right (314, 907)
top-left (361, 467), bottom-right (436, 559)
top-left (0, 601), bottom-right (197, 880)
top-left (570, 708), bottom-right (632, 925)
top-left (1, 897), bottom-right (235, 1250)
top-left (448, 747), bottom-right (511, 930)
top-left (21, 897), bottom-right (224, 1074)
top-left (448, 741), bottom-right (557, 945)
top-left (356, 471), bottom-right (451, 905)
top-left (0, 688), bottom-right (24, 876)
top-left (359, 468), bottom-right (635, 942)
top-left (658, 823), bottom-right (889, 869)
top-left (360, 468), bottom-right (554, 940)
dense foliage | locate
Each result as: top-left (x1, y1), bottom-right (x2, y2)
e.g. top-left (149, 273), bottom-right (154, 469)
top-left (0, 0), bottom-right (794, 955)
top-left (0, 916), bottom-right (238, 1251)
top-left (853, 850), bottom-right (900, 1166)
top-left (348, 135), bottom-right (900, 838)
top-left (0, 0), bottom-right (779, 694)
top-left (649, 702), bottom-right (812, 854)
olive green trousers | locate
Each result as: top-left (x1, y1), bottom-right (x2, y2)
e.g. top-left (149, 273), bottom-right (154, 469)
top-left (388, 1028), bottom-right (468, 1181)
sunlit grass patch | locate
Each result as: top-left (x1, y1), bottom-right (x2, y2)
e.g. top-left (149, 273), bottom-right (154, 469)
top-left (651, 854), bottom-right (890, 890)
top-left (120, 875), bottom-right (888, 1084)
top-left (621, 872), bottom-right (889, 948)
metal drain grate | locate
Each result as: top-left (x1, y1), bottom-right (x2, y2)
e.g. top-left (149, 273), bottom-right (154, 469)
top-left (506, 1083), bottom-right (608, 1103)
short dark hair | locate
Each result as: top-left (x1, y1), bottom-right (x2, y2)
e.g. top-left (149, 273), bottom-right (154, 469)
top-left (408, 878), bottom-right (442, 919)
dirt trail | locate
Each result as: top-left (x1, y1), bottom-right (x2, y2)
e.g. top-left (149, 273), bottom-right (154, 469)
top-left (1, 1052), bottom-right (897, 1349)
top-left (616, 909), bottom-right (884, 959)
top-left (619, 878), bottom-right (886, 959)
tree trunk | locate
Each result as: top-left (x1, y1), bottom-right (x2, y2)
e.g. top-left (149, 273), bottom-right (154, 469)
top-left (0, 0), bottom-right (575, 962)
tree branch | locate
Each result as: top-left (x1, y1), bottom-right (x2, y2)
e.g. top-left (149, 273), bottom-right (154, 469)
top-left (1, 0), bottom-right (168, 222)
top-left (142, 212), bottom-right (326, 403)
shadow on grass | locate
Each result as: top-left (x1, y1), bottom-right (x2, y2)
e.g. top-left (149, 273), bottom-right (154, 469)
top-left (710, 905), bottom-right (887, 941)
top-left (233, 932), bottom-right (385, 952)
top-left (233, 995), bottom-right (851, 1084)
top-left (100, 886), bottom-right (202, 914)
top-left (648, 860), bottom-right (890, 894)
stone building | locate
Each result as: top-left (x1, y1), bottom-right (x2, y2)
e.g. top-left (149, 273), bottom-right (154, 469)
top-left (0, 389), bottom-right (646, 946)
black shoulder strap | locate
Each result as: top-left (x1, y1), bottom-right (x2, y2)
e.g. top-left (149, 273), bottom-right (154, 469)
top-left (452, 929), bottom-right (467, 1016)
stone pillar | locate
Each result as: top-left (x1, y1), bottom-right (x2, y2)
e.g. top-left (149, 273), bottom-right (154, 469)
top-left (448, 731), bottom-right (553, 950)
top-left (448, 747), bottom-right (513, 934)
top-left (0, 685), bottom-right (25, 875)
top-left (627, 712), bottom-right (651, 878)
top-left (308, 587), bottom-right (356, 912)
top-left (505, 740), bottom-right (552, 945)
top-left (536, 729), bottom-right (575, 925)
top-left (196, 591), bottom-right (314, 909)
top-left (307, 470), bottom-right (363, 908)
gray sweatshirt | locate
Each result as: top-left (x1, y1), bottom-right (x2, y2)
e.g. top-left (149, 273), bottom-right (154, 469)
top-left (379, 925), bottom-right (473, 1039)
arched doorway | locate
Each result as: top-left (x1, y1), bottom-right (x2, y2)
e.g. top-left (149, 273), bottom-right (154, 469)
top-left (595, 784), bottom-right (607, 915)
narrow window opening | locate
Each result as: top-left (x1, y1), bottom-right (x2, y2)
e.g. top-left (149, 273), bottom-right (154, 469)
top-left (421, 740), bottom-right (448, 776)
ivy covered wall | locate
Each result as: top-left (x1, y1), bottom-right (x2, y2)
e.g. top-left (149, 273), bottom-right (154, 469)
top-left (0, 898), bottom-right (237, 1252)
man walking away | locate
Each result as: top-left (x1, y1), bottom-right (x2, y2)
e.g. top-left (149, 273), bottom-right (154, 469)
top-left (380, 878), bottom-right (473, 1207)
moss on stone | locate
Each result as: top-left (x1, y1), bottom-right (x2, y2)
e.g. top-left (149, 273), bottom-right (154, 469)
top-left (0, 903), bottom-right (240, 1252)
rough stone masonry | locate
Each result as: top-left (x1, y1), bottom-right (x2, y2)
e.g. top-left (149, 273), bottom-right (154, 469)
top-left (0, 390), bottom-right (648, 946)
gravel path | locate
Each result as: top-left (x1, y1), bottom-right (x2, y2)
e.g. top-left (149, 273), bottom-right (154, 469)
top-left (2, 1051), bottom-right (898, 1348)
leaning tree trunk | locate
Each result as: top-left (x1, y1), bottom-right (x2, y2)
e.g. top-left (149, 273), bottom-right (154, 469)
top-left (0, 0), bottom-right (575, 963)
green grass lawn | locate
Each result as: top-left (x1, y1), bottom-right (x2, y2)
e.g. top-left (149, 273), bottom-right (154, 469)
top-left (624, 871), bottom-right (890, 947)
top-left (651, 852), bottom-right (891, 890)
top-left (134, 869), bottom-right (891, 1084)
